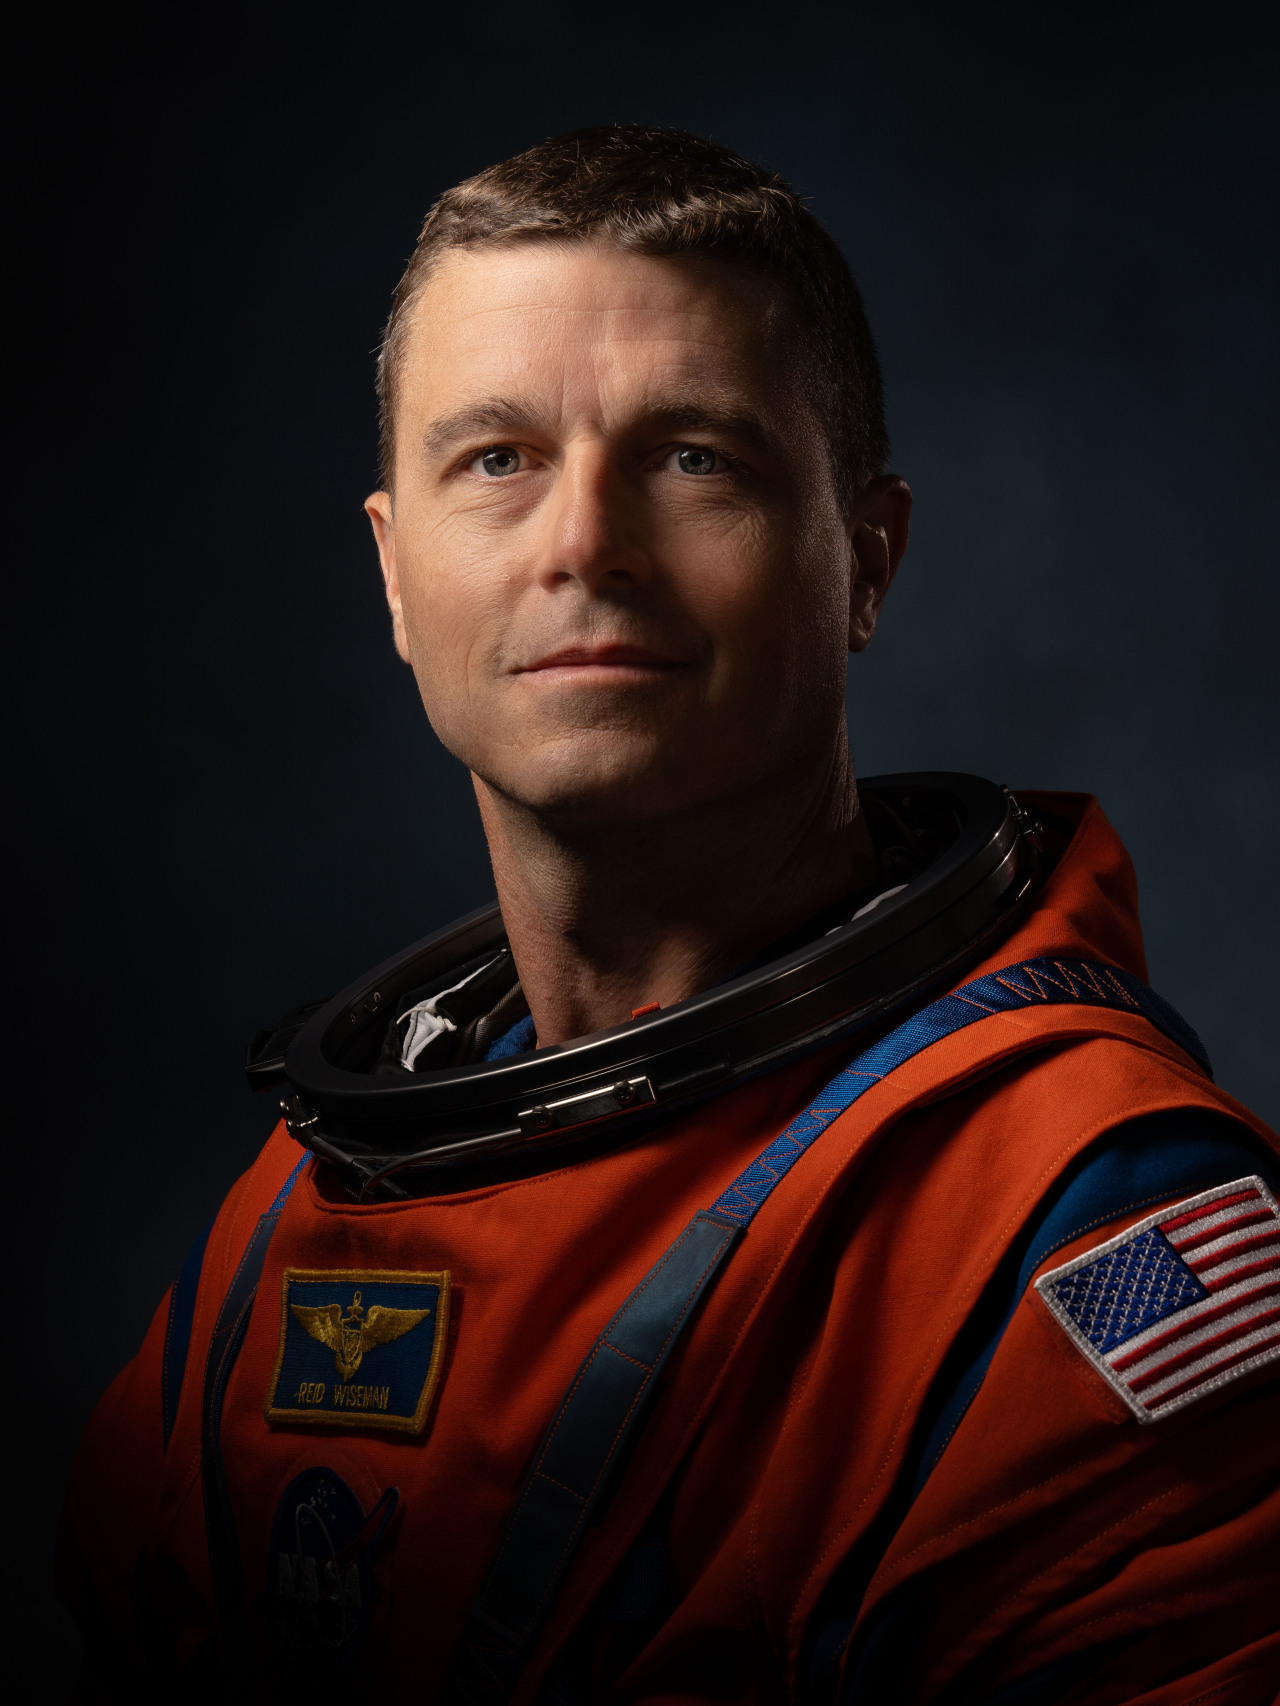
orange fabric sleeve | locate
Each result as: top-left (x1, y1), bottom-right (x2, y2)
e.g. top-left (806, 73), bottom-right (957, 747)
top-left (57, 1129), bottom-right (307, 1689)
top-left (851, 1210), bottom-right (1280, 1704)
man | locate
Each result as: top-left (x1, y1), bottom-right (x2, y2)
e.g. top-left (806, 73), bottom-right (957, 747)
top-left (60, 127), bottom-right (1279, 1704)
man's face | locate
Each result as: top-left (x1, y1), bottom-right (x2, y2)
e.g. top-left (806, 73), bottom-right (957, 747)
top-left (368, 241), bottom-right (887, 825)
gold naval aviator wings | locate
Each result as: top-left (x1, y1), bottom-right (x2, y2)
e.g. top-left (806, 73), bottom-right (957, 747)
top-left (291, 1291), bottom-right (432, 1383)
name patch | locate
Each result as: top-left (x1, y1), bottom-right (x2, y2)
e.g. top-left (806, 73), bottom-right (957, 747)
top-left (265, 1267), bottom-right (451, 1433)
top-left (1036, 1175), bottom-right (1280, 1422)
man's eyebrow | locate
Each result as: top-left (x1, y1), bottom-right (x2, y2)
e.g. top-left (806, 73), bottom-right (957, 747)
top-left (421, 400), bottom-right (544, 457)
top-left (645, 403), bottom-right (775, 453)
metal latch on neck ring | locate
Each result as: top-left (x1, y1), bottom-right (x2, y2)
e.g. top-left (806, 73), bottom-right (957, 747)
top-left (518, 1074), bottom-right (655, 1138)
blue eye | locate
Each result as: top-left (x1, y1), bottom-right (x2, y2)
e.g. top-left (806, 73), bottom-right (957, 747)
top-left (476, 447), bottom-right (521, 477)
top-left (673, 445), bottom-right (720, 475)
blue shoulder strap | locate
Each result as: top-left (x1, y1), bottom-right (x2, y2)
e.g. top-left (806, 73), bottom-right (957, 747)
top-left (162, 1217), bottom-right (213, 1448)
top-left (200, 1153), bottom-right (308, 1692)
top-left (445, 958), bottom-right (1209, 1704)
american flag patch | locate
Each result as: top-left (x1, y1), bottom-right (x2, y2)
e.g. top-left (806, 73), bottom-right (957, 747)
top-left (1035, 1175), bottom-right (1280, 1422)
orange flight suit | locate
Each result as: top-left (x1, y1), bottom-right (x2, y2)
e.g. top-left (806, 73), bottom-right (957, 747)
top-left (59, 794), bottom-right (1280, 1703)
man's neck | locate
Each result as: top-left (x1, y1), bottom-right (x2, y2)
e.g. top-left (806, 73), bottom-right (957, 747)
top-left (473, 736), bottom-right (879, 1048)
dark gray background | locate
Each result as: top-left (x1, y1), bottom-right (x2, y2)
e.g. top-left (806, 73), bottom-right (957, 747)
top-left (14, 1), bottom-right (1276, 1687)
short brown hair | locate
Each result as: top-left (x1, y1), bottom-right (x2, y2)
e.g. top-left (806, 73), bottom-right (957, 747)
top-left (376, 125), bottom-right (889, 501)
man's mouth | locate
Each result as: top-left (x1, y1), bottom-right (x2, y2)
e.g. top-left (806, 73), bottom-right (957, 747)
top-left (516, 643), bottom-right (689, 676)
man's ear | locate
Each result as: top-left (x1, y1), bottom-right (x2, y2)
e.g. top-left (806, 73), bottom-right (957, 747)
top-left (847, 476), bottom-right (912, 653)
top-left (364, 491), bottom-right (412, 663)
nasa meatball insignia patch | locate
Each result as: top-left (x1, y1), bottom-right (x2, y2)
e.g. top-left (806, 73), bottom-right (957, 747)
top-left (1035, 1176), bottom-right (1280, 1421)
top-left (265, 1466), bottom-right (397, 1678)
top-left (265, 1268), bottom-right (451, 1433)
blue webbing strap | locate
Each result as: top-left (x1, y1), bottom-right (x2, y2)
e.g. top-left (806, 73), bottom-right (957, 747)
top-left (200, 1153), bottom-right (307, 1695)
top-left (708, 957), bottom-right (1208, 1224)
top-left (446, 957), bottom-right (1207, 1705)
top-left (162, 1217), bottom-right (213, 1448)
top-left (454, 1211), bottom-right (743, 1701)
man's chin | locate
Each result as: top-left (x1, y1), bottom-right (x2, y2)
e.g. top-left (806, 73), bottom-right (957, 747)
top-left (475, 743), bottom-right (722, 827)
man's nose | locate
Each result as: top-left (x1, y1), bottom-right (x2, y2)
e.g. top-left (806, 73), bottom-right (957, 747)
top-left (536, 443), bottom-right (651, 593)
